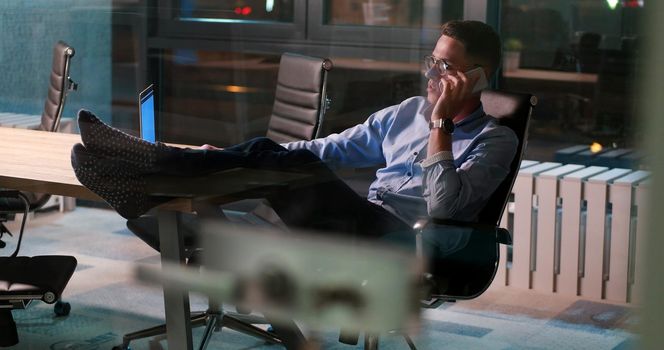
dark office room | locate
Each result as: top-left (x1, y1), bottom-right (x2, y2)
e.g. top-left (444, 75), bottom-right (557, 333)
top-left (1, 1), bottom-right (664, 349)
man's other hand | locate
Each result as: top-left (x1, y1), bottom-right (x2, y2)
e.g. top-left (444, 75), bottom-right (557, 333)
top-left (199, 144), bottom-right (222, 150)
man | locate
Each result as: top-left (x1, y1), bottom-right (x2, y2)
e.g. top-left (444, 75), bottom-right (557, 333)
top-left (71, 20), bottom-right (516, 242)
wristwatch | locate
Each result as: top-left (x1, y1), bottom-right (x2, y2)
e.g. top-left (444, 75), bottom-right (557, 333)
top-left (429, 118), bottom-right (455, 134)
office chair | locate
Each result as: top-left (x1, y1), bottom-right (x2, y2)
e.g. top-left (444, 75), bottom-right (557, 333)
top-left (0, 41), bottom-right (77, 244)
top-left (0, 40), bottom-right (77, 246)
top-left (0, 41), bottom-right (78, 348)
top-left (223, 52), bottom-right (333, 224)
top-left (41, 41), bottom-right (78, 132)
top-left (265, 52), bottom-right (333, 142)
top-left (0, 191), bottom-right (78, 347)
top-left (116, 52), bottom-right (333, 350)
top-left (342, 90), bottom-right (536, 350)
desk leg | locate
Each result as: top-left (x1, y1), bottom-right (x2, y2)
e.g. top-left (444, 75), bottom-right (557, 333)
top-left (158, 210), bottom-right (193, 350)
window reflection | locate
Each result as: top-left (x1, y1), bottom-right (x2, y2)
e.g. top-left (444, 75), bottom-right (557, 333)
top-left (179, 0), bottom-right (294, 22)
top-left (324, 0), bottom-right (462, 28)
top-left (160, 51), bottom-right (280, 146)
top-left (500, 0), bottom-right (643, 162)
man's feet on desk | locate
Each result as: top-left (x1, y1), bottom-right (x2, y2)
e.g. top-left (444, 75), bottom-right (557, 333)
top-left (77, 109), bottom-right (162, 173)
top-left (70, 143), bottom-right (169, 219)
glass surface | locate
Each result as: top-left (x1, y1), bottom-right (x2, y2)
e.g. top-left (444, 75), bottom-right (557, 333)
top-left (179, 0), bottom-right (294, 23)
top-left (323, 0), bottom-right (463, 28)
top-left (159, 49), bottom-right (424, 147)
top-left (500, 0), bottom-right (644, 164)
top-left (0, 3), bottom-right (651, 347)
top-left (160, 50), bottom-right (281, 146)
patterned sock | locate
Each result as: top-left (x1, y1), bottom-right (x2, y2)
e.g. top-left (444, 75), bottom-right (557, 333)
top-left (70, 143), bottom-right (168, 219)
top-left (77, 109), bottom-right (166, 174)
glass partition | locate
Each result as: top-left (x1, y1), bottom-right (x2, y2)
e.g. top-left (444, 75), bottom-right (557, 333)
top-left (2, 0), bottom-right (645, 163)
top-left (154, 47), bottom-right (427, 146)
top-left (143, 1), bottom-right (468, 146)
top-left (159, 50), bottom-right (280, 146)
top-left (499, 0), bottom-right (644, 164)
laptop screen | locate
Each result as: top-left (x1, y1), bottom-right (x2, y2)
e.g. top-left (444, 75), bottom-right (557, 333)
top-left (139, 84), bottom-right (156, 143)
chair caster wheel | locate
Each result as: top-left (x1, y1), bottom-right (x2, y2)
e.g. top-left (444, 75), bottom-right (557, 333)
top-left (54, 301), bottom-right (71, 316)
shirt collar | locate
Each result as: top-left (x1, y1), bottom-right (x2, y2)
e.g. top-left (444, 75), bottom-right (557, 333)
top-left (455, 104), bottom-right (485, 127)
top-left (422, 102), bottom-right (485, 126)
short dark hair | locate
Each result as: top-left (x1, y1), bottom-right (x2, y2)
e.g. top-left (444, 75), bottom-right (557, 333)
top-left (441, 20), bottom-right (502, 74)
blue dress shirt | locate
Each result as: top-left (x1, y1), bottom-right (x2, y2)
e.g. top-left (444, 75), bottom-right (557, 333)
top-left (283, 96), bottom-right (518, 226)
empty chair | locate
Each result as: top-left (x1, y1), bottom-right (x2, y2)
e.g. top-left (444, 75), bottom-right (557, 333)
top-left (0, 40), bottom-right (78, 348)
top-left (265, 52), bottom-right (333, 142)
top-left (0, 192), bottom-right (77, 347)
top-left (116, 52), bottom-right (333, 350)
top-left (0, 40), bottom-right (77, 228)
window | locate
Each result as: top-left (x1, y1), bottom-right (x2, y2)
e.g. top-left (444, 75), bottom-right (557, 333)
top-left (499, 0), bottom-right (643, 164)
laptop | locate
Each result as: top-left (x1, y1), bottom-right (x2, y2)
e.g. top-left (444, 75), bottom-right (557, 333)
top-left (138, 84), bottom-right (157, 143)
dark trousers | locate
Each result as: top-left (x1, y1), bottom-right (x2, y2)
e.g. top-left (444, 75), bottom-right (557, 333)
top-left (167, 137), bottom-right (413, 242)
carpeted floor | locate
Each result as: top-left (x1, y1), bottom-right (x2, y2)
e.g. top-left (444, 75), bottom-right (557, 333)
top-left (1, 207), bottom-right (638, 349)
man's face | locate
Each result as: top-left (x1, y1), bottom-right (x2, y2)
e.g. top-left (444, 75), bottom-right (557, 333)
top-left (425, 35), bottom-right (474, 105)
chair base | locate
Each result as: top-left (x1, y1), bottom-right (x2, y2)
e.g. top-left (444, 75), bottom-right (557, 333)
top-left (114, 309), bottom-right (282, 350)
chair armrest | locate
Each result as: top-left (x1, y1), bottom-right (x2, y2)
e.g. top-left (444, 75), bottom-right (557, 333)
top-left (413, 218), bottom-right (512, 245)
top-left (0, 191), bottom-right (30, 214)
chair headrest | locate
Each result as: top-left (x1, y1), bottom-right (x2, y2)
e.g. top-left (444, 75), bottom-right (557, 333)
top-left (481, 89), bottom-right (536, 138)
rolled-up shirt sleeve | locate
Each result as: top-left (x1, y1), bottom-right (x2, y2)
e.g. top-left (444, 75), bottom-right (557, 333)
top-left (421, 127), bottom-right (518, 221)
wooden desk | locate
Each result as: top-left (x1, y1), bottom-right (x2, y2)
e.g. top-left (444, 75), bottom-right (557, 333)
top-left (0, 128), bottom-right (208, 347)
top-left (0, 128), bottom-right (308, 350)
top-left (0, 128), bottom-right (98, 201)
top-left (0, 128), bottom-right (199, 349)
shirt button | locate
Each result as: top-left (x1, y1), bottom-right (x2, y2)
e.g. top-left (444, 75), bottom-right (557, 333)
top-left (413, 152), bottom-right (418, 155)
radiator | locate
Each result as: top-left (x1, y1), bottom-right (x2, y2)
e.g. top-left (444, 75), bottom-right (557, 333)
top-left (492, 161), bottom-right (650, 304)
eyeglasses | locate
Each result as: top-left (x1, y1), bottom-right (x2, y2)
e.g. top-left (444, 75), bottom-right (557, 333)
top-left (424, 55), bottom-right (453, 73)
top-left (423, 55), bottom-right (480, 74)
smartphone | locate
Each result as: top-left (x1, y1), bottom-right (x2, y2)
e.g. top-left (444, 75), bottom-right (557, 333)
top-left (465, 67), bottom-right (489, 93)
top-left (438, 67), bottom-right (488, 94)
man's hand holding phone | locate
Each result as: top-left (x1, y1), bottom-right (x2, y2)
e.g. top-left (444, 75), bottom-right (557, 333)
top-left (433, 67), bottom-right (486, 121)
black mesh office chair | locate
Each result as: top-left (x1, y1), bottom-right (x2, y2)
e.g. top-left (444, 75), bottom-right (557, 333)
top-left (344, 90), bottom-right (536, 350)
top-left (115, 52), bottom-right (333, 350)
top-left (0, 41), bottom-right (78, 347)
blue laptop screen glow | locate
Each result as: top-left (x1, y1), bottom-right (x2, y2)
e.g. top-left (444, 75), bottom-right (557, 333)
top-left (140, 89), bottom-right (156, 143)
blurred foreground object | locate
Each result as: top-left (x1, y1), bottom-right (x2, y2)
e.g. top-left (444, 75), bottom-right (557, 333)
top-left (137, 221), bottom-right (421, 334)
